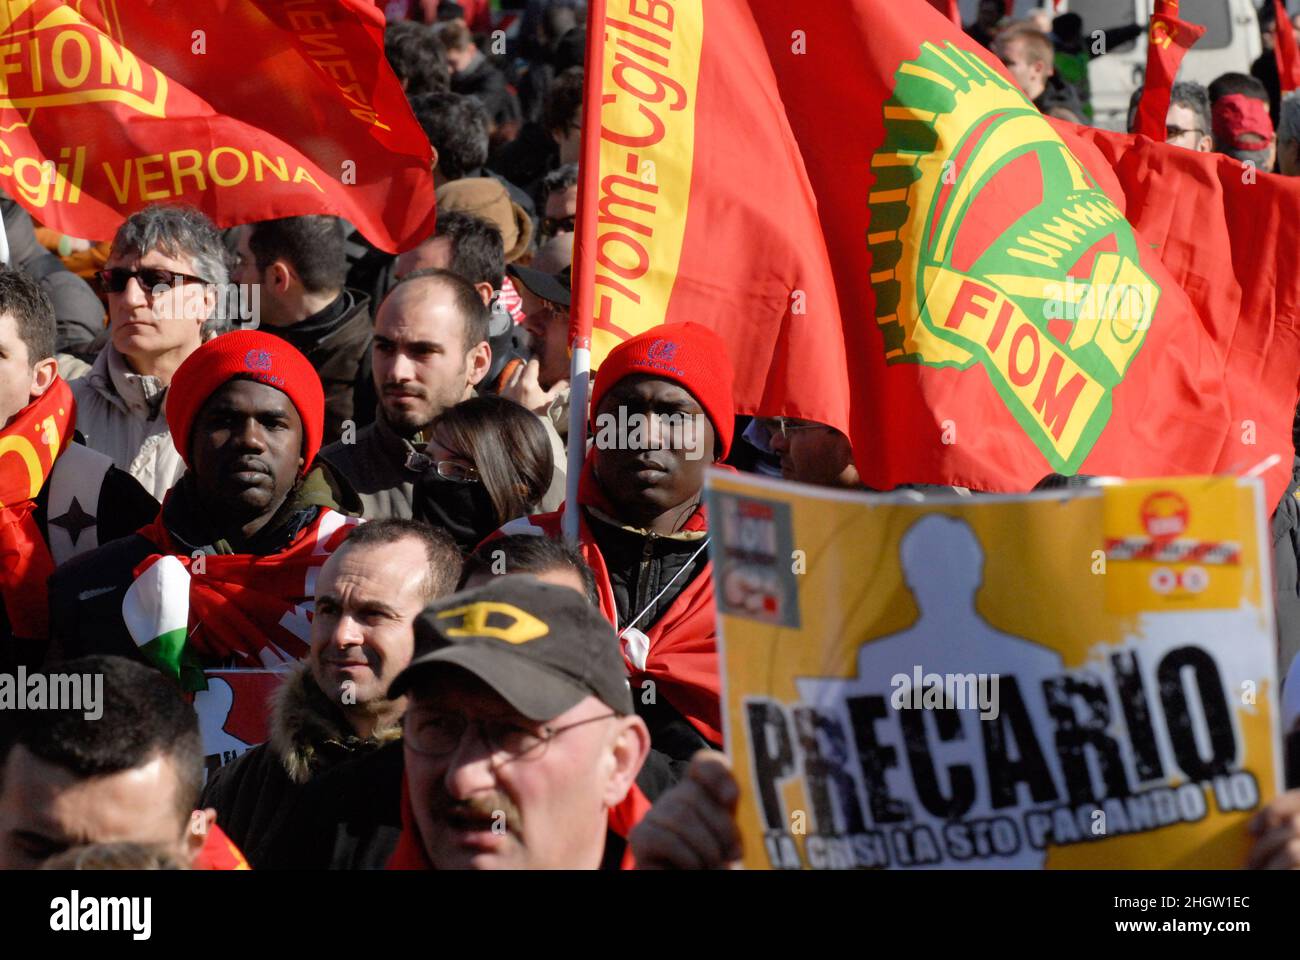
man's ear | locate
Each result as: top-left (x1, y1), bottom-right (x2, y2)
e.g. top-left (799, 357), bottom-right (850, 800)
top-left (466, 341), bottom-right (492, 387)
top-left (183, 807), bottom-right (218, 864)
top-left (474, 281), bottom-right (494, 307)
top-left (601, 715), bottom-right (651, 809)
top-left (271, 261), bottom-right (294, 295)
top-left (28, 356), bottom-right (58, 402)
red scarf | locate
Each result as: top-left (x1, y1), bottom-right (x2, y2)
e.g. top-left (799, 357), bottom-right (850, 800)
top-left (386, 769), bottom-right (650, 870)
top-left (193, 823), bottom-right (251, 870)
top-left (132, 505), bottom-right (359, 682)
top-left (0, 379), bottom-right (75, 639)
top-left (489, 455), bottom-right (726, 744)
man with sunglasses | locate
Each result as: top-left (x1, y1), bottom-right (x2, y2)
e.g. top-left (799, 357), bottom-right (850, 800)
top-left (539, 163), bottom-right (578, 243)
top-left (71, 204), bottom-right (229, 500)
top-left (385, 576), bottom-right (651, 869)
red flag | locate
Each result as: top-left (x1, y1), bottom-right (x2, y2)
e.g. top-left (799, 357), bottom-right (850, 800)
top-left (573, 0), bottom-right (1300, 506)
top-left (927, 0), bottom-right (961, 26)
top-left (1275, 0), bottom-right (1300, 93)
top-left (1133, 0), bottom-right (1206, 141)
top-left (0, 0), bottom-right (434, 252)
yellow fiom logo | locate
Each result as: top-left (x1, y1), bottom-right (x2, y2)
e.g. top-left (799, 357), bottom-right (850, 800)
top-left (437, 602), bottom-right (550, 645)
top-left (869, 42), bottom-right (1160, 474)
top-left (0, 0), bottom-right (169, 125)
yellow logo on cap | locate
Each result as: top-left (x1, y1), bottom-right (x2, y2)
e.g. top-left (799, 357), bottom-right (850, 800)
top-left (437, 602), bottom-right (550, 645)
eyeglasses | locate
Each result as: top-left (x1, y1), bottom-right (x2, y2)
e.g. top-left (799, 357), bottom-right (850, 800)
top-left (1165, 125), bottom-right (1204, 142)
top-left (404, 450), bottom-right (480, 482)
top-left (540, 215), bottom-right (576, 239)
top-left (404, 711), bottom-right (617, 760)
top-left (758, 416), bottom-right (825, 438)
top-left (98, 266), bottom-right (212, 294)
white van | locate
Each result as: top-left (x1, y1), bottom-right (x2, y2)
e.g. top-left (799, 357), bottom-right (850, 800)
top-left (958, 0), bottom-right (1263, 131)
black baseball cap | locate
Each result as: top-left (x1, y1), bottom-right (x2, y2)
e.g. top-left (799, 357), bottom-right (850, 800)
top-left (388, 575), bottom-right (633, 719)
top-left (507, 263), bottom-right (571, 308)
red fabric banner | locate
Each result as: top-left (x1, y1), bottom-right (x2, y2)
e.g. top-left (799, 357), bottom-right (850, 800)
top-left (0, 0), bottom-right (435, 252)
top-left (572, 0), bottom-right (1300, 506)
top-left (1275, 0), bottom-right (1300, 93)
top-left (1133, 0), bottom-right (1207, 142)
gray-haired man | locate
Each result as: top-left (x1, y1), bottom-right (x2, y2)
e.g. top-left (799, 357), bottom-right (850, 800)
top-left (70, 204), bottom-right (229, 500)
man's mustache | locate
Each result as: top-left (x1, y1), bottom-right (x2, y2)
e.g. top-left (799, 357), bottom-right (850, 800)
top-left (433, 792), bottom-right (523, 832)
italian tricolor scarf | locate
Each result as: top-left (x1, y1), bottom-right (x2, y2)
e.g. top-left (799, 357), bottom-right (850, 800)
top-left (125, 502), bottom-right (360, 691)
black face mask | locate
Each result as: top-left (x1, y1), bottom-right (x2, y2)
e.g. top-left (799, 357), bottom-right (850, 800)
top-left (413, 472), bottom-right (500, 552)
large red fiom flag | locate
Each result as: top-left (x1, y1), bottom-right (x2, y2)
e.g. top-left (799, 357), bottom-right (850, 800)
top-left (0, 0), bottom-right (434, 252)
top-left (1132, 0), bottom-right (1206, 142)
top-left (573, 0), bottom-right (1300, 506)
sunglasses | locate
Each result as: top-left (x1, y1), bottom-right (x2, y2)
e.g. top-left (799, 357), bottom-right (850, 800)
top-left (97, 267), bottom-right (212, 295)
top-left (540, 215), bottom-right (576, 238)
top-left (1165, 125), bottom-right (1204, 142)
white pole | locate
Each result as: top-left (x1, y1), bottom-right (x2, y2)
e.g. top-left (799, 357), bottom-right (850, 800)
top-left (0, 207), bottom-right (9, 266)
top-left (562, 344), bottom-right (591, 541)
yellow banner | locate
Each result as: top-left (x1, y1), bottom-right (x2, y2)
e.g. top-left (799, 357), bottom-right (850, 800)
top-left (706, 471), bottom-right (1279, 869)
top-left (586, 0), bottom-right (703, 368)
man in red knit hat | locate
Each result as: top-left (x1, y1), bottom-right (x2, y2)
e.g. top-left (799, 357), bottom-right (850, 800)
top-left (48, 330), bottom-right (360, 687)
top-left (490, 321), bottom-right (735, 801)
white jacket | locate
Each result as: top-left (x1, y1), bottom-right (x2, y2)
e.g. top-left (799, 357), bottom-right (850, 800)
top-left (69, 346), bottom-right (185, 502)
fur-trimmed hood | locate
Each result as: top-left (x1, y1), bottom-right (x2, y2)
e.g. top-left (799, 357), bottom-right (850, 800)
top-left (269, 662), bottom-right (402, 785)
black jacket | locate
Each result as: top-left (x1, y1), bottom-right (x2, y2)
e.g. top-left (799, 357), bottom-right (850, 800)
top-left (46, 468), bottom-right (341, 666)
top-left (262, 289), bottom-right (375, 446)
top-left (585, 508), bottom-right (717, 801)
top-left (255, 738), bottom-right (406, 870)
top-left (201, 665), bottom-right (402, 869)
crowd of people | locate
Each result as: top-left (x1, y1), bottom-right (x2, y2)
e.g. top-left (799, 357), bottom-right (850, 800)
top-left (1, 1), bottom-right (1300, 872)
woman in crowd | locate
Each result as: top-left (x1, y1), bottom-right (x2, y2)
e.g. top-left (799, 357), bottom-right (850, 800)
top-left (413, 394), bottom-right (553, 551)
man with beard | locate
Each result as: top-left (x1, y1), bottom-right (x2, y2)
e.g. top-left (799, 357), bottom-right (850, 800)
top-left (491, 322), bottom-right (735, 800)
top-left (317, 269), bottom-right (492, 519)
top-left (0, 270), bottom-right (156, 672)
top-left (47, 330), bottom-right (359, 683)
top-left (201, 518), bottom-right (461, 868)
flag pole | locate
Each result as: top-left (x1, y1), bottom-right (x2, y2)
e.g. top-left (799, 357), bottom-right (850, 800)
top-left (562, 0), bottom-right (608, 541)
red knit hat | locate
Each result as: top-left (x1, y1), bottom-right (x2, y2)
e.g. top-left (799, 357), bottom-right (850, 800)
top-left (166, 330), bottom-right (325, 474)
top-left (589, 322), bottom-right (736, 460)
